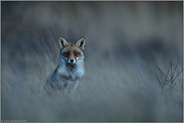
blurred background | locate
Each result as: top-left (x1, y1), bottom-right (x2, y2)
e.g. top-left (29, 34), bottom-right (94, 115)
top-left (1, 1), bottom-right (183, 122)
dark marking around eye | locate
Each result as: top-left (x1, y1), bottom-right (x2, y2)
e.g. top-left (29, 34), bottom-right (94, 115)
top-left (63, 51), bottom-right (70, 58)
top-left (73, 50), bottom-right (80, 57)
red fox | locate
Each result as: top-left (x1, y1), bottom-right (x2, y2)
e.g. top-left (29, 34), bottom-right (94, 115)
top-left (44, 37), bottom-right (85, 96)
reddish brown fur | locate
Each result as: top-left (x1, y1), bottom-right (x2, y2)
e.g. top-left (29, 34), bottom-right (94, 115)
top-left (63, 50), bottom-right (81, 59)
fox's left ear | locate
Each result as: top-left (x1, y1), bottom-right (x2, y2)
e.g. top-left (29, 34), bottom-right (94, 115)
top-left (75, 37), bottom-right (85, 50)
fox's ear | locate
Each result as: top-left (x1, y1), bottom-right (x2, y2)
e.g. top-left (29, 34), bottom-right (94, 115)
top-left (75, 37), bottom-right (85, 50)
top-left (59, 37), bottom-right (69, 49)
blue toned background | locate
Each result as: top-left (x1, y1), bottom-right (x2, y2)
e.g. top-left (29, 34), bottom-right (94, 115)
top-left (1, 1), bottom-right (183, 122)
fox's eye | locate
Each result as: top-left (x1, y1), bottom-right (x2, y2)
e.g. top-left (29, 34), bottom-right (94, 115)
top-left (73, 50), bottom-right (80, 57)
top-left (63, 51), bottom-right (70, 58)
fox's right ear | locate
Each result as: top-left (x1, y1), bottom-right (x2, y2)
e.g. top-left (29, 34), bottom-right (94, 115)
top-left (59, 37), bottom-right (69, 49)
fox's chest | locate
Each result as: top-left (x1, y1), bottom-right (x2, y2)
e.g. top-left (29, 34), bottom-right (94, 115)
top-left (58, 64), bottom-right (84, 77)
top-left (57, 70), bottom-right (83, 90)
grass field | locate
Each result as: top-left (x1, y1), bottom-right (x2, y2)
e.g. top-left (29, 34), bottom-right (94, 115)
top-left (1, 1), bottom-right (183, 122)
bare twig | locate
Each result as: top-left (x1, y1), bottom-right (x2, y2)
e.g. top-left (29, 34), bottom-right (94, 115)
top-left (156, 60), bottom-right (182, 95)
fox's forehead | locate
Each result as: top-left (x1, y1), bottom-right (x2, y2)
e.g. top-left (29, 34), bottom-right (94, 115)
top-left (60, 45), bottom-right (82, 53)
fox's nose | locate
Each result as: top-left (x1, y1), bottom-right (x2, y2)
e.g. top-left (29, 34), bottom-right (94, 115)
top-left (70, 59), bottom-right (74, 63)
top-left (68, 59), bottom-right (75, 64)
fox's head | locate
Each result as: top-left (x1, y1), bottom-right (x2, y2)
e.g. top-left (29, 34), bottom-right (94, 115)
top-left (59, 37), bottom-right (85, 66)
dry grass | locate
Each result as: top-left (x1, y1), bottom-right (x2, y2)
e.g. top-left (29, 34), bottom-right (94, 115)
top-left (1, 1), bottom-right (183, 122)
